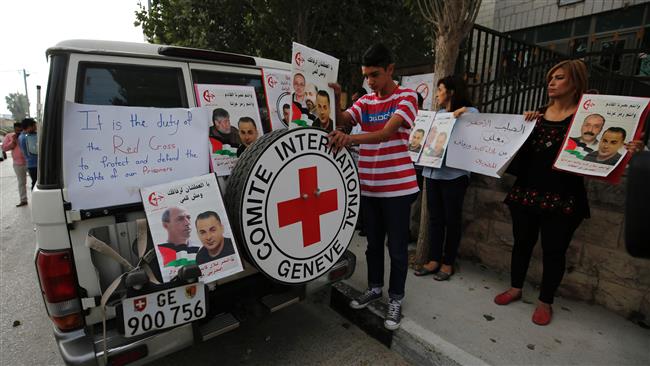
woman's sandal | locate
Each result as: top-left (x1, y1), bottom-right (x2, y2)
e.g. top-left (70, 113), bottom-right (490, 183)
top-left (433, 269), bottom-right (453, 281)
top-left (494, 290), bottom-right (522, 305)
top-left (414, 265), bottom-right (440, 276)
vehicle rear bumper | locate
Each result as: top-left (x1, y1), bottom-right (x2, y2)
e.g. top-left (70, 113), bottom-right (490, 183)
top-left (55, 321), bottom-right (195, 366)
top-left (56, 250), bottom-right (356, 365)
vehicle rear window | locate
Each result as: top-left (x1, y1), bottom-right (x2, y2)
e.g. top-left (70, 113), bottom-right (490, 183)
top-left (76, 63), bottom-right (188, 108)
top-left (191, 70), bottom-right (270, 133)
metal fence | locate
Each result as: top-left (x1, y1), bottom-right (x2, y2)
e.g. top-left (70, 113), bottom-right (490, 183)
top-left (454, 25), bottom-right (650, 114)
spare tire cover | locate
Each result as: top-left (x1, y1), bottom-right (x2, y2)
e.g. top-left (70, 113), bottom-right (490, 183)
top-left (226, 127), bottom-right (360, 284)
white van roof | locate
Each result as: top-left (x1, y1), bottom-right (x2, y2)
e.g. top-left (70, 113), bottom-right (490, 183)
top-left (47, 39), bottom-right (289, 70)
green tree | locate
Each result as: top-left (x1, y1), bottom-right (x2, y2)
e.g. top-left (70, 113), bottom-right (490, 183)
top-left (134, 0), bottom-right (432, 89)
top-left (5, 93), bottom-right (29, 122)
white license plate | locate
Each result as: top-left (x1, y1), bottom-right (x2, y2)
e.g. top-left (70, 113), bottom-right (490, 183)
top-left (122, 283), bottom-right (206, 338)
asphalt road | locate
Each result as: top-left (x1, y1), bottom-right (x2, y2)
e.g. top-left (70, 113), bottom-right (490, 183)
top-left (0, 158), bottom-right (408, 366)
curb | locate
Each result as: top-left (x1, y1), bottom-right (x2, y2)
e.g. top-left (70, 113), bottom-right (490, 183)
top-left (331, 282), bottom-right (490, 366)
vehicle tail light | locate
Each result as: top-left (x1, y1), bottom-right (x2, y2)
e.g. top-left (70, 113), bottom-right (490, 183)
top-left (107, 345), bottom-right (148, 366)
top-left (36, 249), bottom-right (84, 331)
top-left (328, 264), bottom-right (349, 282)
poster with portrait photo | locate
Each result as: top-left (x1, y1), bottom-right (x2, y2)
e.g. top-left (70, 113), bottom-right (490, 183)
top-left (554, 94), bottom-right (650, 178)
top-left (417, 112), bottom-right (456, 169)
top-left (262, 68), bottom-right (292, 130)
top-left (141, 173), bottom-right (244, 283)
top-left (195, 84), bottom-right (264, 176)
top-left (290, 42), bottom-right (339, 132)
top-left (408, 110), bottom-right (436, 162)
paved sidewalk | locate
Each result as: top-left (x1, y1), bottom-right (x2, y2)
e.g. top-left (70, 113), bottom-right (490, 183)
top-left (341, 232), bottom-right (650, 366)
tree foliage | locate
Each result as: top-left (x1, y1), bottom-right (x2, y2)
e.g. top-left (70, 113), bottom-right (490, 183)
top-left (134, 0), bottom-right (433, 87)
top-left (5, 93), bottom-right (29, 122)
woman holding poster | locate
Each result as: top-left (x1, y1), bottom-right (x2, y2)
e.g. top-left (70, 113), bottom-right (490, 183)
top-left (415, 76), bottom-right (477, 282)
top-left (495, 60), bottom-right (644, 326)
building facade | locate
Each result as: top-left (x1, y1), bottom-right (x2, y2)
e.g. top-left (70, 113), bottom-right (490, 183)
top-left (477, 0), bottom-right (650, 75)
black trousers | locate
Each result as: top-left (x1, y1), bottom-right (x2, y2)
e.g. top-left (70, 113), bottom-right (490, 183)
top-left (425, 175), bottom-right (469, 265)
top-left (509, 205), bottom-right (583, 304)
top-left (27, 167), bottom-right (37, 190)
top-left (363, 193), bottom-right (416, 300)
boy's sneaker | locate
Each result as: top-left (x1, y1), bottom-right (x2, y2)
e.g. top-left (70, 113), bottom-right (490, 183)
top-left (384, 299), bottom-right (402, 330)
top-left (349, 288), bottom-right (382, 309)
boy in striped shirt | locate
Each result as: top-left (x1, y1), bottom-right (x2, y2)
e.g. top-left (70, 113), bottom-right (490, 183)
top-left (328, 44), bottom-right (419, 330)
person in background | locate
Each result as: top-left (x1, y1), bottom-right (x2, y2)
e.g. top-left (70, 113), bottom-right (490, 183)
top-left (2, 122), bottom-right (28, 206)
top-left (414, 76), bottom-right (476, 281)
top-left (18, 118), bottom-right (38, 190)
top-left (495, 60), bottom-right (644, 325)
top-left (328, 43), bottom-right (419, 330)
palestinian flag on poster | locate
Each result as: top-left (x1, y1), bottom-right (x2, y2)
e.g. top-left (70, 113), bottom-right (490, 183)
top-left (209, 137), bottom-right (237, 157)
top-left (290, 102), bottom-right (310, 127)
top-left (563, 138), bottom-right (586, 160)
top-left (157, 243), bottom-right (199, 267)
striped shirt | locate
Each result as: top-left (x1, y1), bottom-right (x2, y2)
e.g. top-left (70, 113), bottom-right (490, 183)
top-left (346, 86), bottom-right (419, 197)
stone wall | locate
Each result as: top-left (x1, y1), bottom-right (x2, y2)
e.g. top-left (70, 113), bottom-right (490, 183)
top-left (455, 174), bottom-right (650, 320)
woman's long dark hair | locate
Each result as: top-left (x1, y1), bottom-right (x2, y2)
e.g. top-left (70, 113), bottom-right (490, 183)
top-left (438, 75), bottom-right (474, 111)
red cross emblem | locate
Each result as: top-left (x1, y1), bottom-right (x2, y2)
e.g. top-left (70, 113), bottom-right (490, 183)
top-left (133, 297), bottom-right (147, 312)
top-left (277, 166), bottom-right (338, 247)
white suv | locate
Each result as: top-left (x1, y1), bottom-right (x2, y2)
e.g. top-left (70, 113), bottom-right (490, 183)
top-left (34, 40), bottom-right (355, 366)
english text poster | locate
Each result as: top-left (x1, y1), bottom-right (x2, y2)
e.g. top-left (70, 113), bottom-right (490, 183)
top-left (62, 102), bottom-right (210, 210)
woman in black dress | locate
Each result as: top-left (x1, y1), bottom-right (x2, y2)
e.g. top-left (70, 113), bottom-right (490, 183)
top-left (494, 60), bottom-right (644, 325)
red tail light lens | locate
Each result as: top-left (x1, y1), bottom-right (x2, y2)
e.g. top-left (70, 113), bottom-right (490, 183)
top-left (37, 250), bottom-right (78, 302)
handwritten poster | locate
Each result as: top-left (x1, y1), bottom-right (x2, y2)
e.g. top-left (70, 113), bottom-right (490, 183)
top-left (195, 84), bottom-right (263, 176)
top-left (401, 73), bottom-right (435, 110)
top-left (62, 102), bottom-right (209, 210)
top-left (141, 174), bottom-right (244, 283)
top-left (446, 113), bottom-right (535, 177)
top-left (417, 112), bottom-right (456, 169)
top-left (262, 68), bottom-right (292, 130)
top-left (290, 42), bottom-right (339, 132)
top-left (408, 111), bottom-right (436, 162)
top-left (554, 94), bottom-right (649, 177)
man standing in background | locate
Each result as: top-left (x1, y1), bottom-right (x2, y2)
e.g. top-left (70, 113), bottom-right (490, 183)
top-left (18, 118), bottom-right (38, 191)
top-left (2, 122), bottom-right (28, 206)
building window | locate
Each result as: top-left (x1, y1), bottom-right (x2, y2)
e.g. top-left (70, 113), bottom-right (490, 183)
top-left (537, 21), bottom-right (572, 43)
top-left (595, 5), bottom-right (645, 33)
